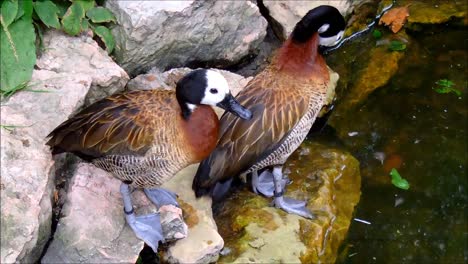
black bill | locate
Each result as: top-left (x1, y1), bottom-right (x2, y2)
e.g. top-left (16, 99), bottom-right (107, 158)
top-left (217, 94), bottom-right (252, 120)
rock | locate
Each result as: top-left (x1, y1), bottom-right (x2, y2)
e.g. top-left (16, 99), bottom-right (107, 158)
top-left (105, 1), bottom-right (267, 75)
top-left (335, 43), bottom-right (405, 111)
top-left (162, 164), bottom-right (224, 264)
top-left (35, 30), bottom-right (129, 104)
top-left (262, 0), bottom-right (356, 40)
top-left (0, 70), bottom-right (91, 263)
top-left (344, 0), bottom-right (381, 37)
top-left (214, 142), bottom-right (361, 263)
top-left (41, 163), bottom-right (145, 263)
top-left (406, 1), bottom-right (468, 28)
top-left (378, 0), bottom-right (468, 30)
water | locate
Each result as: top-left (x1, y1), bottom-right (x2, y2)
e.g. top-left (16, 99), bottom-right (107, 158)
top-left (316, 26), bottom-right (468, 263)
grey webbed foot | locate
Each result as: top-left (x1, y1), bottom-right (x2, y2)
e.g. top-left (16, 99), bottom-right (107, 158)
top-left (252, 170), bottom-right (289, 197)
top-left (120, 183), bottom-right (165, 252)
top-left (125, 210), bottom-right (164, 252)
top-left (144, 188), bottom-right (179, 208)
top-left (271, 166), bottom-right (314, 219)
top-left (273, 195), bottom-right (314, 219)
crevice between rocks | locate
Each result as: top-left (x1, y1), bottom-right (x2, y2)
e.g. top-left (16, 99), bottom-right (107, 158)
top-left (38, 154), bottom-right (78, 263)
top-left (223, 0), bottom-right (282, 77)
top-left (255, 0), bottom-right (285, 41)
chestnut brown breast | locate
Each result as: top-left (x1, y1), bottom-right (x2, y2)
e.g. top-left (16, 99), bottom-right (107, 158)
top-left (180, 105), bottom-right (220, 162)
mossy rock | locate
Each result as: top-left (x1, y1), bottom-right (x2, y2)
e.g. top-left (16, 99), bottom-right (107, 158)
top-left (214, 142), bottom-right (361, 263)
top-left (378, 0), bottom-right (468, 31)
top-left (407, 1), bottom-right (468, 28)
top-left (335, 38), bottom-right (406, 112)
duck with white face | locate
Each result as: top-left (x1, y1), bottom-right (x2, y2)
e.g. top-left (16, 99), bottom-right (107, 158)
top-left (46, 69), bottom-right (251, 252)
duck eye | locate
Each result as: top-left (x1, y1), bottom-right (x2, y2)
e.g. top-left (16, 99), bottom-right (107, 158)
top-left (210, 88), bottom-right (218, 94)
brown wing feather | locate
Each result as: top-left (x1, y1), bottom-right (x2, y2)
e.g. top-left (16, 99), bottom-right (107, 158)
top-left (46, 90), bottom-right (180, 160)
top-left (195, 70), bottom-right (311, 187)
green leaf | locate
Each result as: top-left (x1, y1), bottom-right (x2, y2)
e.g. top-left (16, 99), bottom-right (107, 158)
top-left (372, 29), bottom-right (382, 39)
top-left (93, 25), bottom-right (115, 53)
top-left (75, 0), bottom-right (94, 12)
top-left (15, 0), bottom-right (33, 21)
top-left (0, 16), bottom-right (36, 96)
top-left (61, 2), bottom-right (85, 35)
top-left (55, 0), bottom-right (71, 18)
top-left (33, 0), bottom-right (61, 29)
top-left (81, 18), bottom-right (88, 31)
top-left (389, 168), bottom-right (410, 190)
top-left (435, 79), bottom-right (454, 88)
top-left (434, 87), bottom-right (462, 96)
top-left (389, 40), bottom-right (406, 51)
top-left (86, 7), bottom-right (115, 23)
top-left (433, 79), bottom-right (461, 96)
top-left (1, 0), bottom-right (18, 28)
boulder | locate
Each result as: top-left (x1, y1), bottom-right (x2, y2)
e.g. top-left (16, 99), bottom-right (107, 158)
top-left (214, 142), bottom-right (361, 263)
top-left (2, 27), bottom-right (130, 263)
top-left (162, 165), bottom-right (225, 264)
top-left (105, 1), bottom-right (267, 75)
top-left (0, 70), bottom-right (91, 263)
top-left (35, 30), bottom-right (129, 104)
top-left (41, 163), bottom-right (145, 263)
top-left (262, 0), bottom-right (357, 40)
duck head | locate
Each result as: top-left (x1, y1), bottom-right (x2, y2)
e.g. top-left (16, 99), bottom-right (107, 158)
top-left (292, 5), bottom-right (346, 47)
top-left (176, 69), bottom-right (252, 120)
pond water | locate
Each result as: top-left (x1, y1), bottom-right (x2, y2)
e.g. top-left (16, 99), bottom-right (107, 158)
top-left (311, 25), bottom-right (468, 263)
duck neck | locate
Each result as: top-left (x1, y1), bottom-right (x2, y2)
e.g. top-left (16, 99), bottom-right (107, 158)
top-left (275, 33), bottom-right (327, 78)
top-left (178, 101), bottom-right (196, 120)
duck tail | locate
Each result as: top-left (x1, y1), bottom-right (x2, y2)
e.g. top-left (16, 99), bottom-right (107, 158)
top-left (192, 155), bottom-right (234, 200)
top-left (192, 158), bottom-right (214, 197)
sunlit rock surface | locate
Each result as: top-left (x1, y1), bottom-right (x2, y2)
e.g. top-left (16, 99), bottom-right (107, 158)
top-left (41, 164), bottom-right (145, 263)
top-left (0, 70), bottom-right (90, 263)
top-left (214, 142), bottom-right (361, 263)
top-left (105, 1), bottom-right (267, 75)
top-left (1, 29), bottom-right (128, 263)
top-left (35, 30), bottom-right (129, 105)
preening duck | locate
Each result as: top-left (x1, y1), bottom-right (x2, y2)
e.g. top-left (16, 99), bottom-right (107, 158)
top-left (46, 69), bottom-right (252, 251)
top-left (192, 6), bottom-right (346, 218)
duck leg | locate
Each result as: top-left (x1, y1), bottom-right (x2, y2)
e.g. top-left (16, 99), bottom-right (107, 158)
top-left (271, 166), bottom-right (314, 219)
top-left (120, 183), bottom-right (164, 252)
top-left (252, 169), bottom-right (289, 198)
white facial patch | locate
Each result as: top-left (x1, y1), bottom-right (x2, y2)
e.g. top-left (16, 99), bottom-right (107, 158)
top-left (318, 24), bottom-right (330, 33)
top-left (319, 30), bottom-right (344, 47)
top-left (201, 70), bottom-right (230, 106)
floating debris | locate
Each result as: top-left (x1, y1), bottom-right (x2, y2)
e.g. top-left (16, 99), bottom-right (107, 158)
top-left (354, 218), bottom-right (371, 225)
